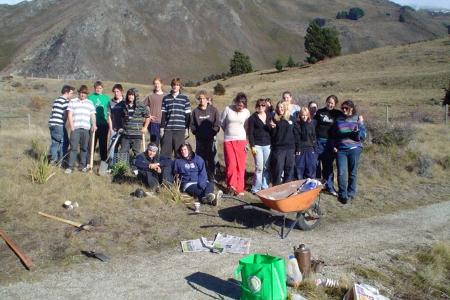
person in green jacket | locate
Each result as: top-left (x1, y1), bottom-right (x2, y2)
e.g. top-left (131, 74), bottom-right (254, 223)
top-left (88, 81), bottom-right (112, 162)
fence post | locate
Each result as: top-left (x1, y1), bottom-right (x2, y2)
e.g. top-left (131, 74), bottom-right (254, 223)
top-left (446, 104), bottom-right (448, 125)
top-left (28, 113), bottom-right (31, 129)
top-left (385, 105), bottom-right (389, 125)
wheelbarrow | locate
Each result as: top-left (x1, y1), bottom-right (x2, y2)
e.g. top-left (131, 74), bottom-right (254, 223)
top-left (223, 180), bottom-right (323, 239)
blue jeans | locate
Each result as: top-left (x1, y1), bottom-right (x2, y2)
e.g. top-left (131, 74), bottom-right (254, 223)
top-left (148, 122), bottom-right (161, 145)
top-left (49, 125), bottom-right (64, 162)
top-left (336, 147), bottom-right (362, 199)
top-left (316, 138), bottom-right (336, 192)
top-left (185, 182), bottom-right (214, 202)
top-left (251, 145), bottom-right (271, 193)
top-left (295, 148), bottom-right (317, 179)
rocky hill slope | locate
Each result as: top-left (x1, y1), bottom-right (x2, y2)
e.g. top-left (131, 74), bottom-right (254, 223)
top-left (0, 0), bottom-right (448, 83)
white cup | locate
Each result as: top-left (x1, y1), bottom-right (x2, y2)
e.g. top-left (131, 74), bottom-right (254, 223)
top-left (194, 202), bottom-right (200, 213)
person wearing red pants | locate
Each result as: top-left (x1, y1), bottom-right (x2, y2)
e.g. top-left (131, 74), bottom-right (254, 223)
top-left (220, 93), bottom-right (250, 196)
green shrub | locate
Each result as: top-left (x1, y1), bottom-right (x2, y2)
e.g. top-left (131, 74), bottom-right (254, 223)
top-left (274, 59), bottom-right (283, 72)
top-left (305, 21), bottom-right (341, 63)
top-left (111, 161), bottom-right (130, 177)
top-left (348, 7), bottom-right (365, 20)
top-left (213, 83), bottom-right (226, 96)
top-left (286, 55), bottom-right (296, 68)
top-left (29, 153), bottom-right (55, 184)
top-left (369, 122), bottom-right (415, 147)
top-left (229, 50), bottom-right (253, 76)
top-left (336, 11), bottom-right (348, 19)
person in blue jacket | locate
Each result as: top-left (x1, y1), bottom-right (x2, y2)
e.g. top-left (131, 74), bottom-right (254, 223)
top-left (173, 143), bottom-right (221, 205)
top-left (135, 143), bottom-right (173, 191)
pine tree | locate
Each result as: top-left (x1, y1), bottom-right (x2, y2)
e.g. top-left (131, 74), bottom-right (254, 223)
top-left (286, 55), bottom-right (295, 68)
top-left (229, 51), bottom-right (253, 76)
top-left (275, 59), bottom-right (283, 72)
top-left (304, 21), bottom-right (341, 64)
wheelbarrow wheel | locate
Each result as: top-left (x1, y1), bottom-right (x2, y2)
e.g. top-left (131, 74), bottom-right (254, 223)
top-left (296, 201), bottom-right (321, 231)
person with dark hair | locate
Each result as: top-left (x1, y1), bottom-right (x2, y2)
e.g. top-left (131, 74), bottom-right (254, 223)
top-left (308, 101), bottom-right (318, 119)
top-left (332, 100), bottom-right (366, 204)
top-left (220, 92), bottom-right (250, 196)
top-left (65, 85), bottom-right (96, 174)
top-left (247, 98), bottom-right (271, 194)
top-left (173, 143), bottom-right (221, 205)
top-left (294, 107), bottom-right (317, 179)
top-left (119, 88), bottom-right (150, 160)
top-left (160, 78), bottom-right (191, 157)
top-left (265, 98), bottom-right (274, 116)
top-left (48, 84), bottom-right (75, 164)
top-left (314, 95), bottom-right (342, 196)
top-left (88, 81), bottom-right (112, 162)
top-left (108, 83), bottom-right (124, 133)
top-left (270, 101), bottom-right (296, 185)
top-left (135, 143), bottom-right (173, 191)
top-left (143, 77), bottom-right (165, 145)
top-left (190, 90), bottom-right (220, 181)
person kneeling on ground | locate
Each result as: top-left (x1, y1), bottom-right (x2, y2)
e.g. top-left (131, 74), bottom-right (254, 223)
top-left (135, 143), bottom-right (173, 191)
top-left (173, 143), bottom-right (222, 206)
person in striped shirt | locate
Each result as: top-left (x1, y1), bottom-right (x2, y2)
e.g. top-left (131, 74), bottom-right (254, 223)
top-left (160, 78), bottom-right (191, 157)
top-left (65, 85), bottom-right (97, 174)
top-left (48, 85), bottom-right (74, 164)
top-left (332, 100), bottom-right (366, 204)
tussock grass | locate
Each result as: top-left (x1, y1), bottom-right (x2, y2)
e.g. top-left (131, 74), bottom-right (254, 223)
top-left (29, 153), bottom-right (55, 184)
top-left (351, 243), bottom-right (450, 299)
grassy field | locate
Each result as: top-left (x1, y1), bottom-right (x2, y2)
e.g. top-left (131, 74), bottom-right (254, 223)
top-left (0, 38), bottom-right (449, 293)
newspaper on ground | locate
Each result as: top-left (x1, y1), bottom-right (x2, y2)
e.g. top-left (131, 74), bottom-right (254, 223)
top-left (180, 237), bottom-right (214, 252)
top-left (343, 283), bottom-right (390, 300)
top-left (181, 233), bottom-right (250, 254)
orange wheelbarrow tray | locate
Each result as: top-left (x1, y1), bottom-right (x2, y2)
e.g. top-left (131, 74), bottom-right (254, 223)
top-left (225, 180), bottom-right (323, 239)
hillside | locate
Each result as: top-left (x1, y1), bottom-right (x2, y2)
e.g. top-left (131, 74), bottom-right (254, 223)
top-left (0, 0), bottom-right (449, 83)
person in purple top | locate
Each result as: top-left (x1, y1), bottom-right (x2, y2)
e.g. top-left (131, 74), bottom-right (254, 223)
top-left (332, 100), bottom-right (366, 204)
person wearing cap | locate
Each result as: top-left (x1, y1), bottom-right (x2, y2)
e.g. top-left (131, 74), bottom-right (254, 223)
top-left (135, 143), bottom-right (173, 190)
top-left (65, 85), bottom-right (97, 174)
top-left (173, 143), bottom-right (222, 205)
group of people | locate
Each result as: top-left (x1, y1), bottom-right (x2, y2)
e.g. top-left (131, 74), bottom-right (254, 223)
top-left (48, 77), bottom-right (366, 205)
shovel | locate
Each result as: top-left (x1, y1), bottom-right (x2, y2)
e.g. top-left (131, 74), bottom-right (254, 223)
top-left (99, 129), bottom-right (124, 176)
top-left (38, 212), bottom-right (94, 231)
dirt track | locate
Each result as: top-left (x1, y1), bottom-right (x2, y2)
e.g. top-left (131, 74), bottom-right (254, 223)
top-left (1, 201), bottom-right (449, 299)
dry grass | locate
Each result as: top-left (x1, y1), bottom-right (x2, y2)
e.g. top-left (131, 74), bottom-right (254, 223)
top-left (350, 242), bottom-right (450, 299)
top-left (0, 39), bottom-right (449, 288)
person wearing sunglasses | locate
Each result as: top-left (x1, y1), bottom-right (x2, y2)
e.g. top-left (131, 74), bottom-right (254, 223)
top-left (247, 98), bottom-right (272, 194)
top-left (332, 100), bottom-right (366, 204)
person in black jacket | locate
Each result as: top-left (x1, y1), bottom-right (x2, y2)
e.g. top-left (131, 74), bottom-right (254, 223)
top-left (270, 101), bottom-right (296, 185)
top-left (190, 90), bottom-right (220, 181)
top-left (134, 143), bottom-right (173, 190)
top-left (247, 98), bottom-right (272, 193)
top-left (294, 107), bottom-right (317, 179)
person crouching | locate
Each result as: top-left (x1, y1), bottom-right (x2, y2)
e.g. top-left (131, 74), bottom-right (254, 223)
top-left (173, 143), bottom-right (220, 206)
top-left (135, 143), bottom-right (173, 191)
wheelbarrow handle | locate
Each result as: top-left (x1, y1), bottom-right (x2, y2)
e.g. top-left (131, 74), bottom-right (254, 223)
top-left (221, 195), bottom-right (250, 205)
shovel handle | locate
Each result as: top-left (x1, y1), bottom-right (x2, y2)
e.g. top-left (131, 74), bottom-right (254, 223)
top-left (38, 211), bottom-right (90, 230)
top-left (89, 129), bottom-right (96, 173)
top-left (0, 229), bottom-right (34, 270)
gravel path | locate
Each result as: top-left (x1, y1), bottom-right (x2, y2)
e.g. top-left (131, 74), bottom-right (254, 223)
top-left (1, 201), bottom-right (449, 300)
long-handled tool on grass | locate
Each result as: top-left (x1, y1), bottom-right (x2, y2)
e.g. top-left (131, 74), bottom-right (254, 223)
top-left (89, 129), bottom-right (96, 173)
top-left (99, 129), bottom-right (124, 175)
top-left (0, 229), bottom-right (34, 270)
top-left (38, 212), bottom-right (94, 231)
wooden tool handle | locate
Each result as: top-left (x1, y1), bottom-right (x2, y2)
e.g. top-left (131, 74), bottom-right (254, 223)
top-left (38, 211), bottom-right (85, 228)
top-left (0, 229), bottom-right (34, 270)
top-left (89, 130), bottom-right (96, 173)
top-left (142, 133), bottom-right (146, 152)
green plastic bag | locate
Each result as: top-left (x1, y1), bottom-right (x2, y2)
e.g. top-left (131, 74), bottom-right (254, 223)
top-left (234, 253), bottom-right (287, 300)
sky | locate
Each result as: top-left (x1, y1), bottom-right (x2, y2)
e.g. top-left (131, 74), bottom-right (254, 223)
top-left (0, 0), bottom-right (449, 10)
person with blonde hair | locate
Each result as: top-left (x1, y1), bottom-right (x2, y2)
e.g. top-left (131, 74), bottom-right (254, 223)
top-left (190, 90), bottom-right (221, 180)
top-left (270, 101), bottom-right (296, 185)
top-left (294, 107), bottom-right (317, 179)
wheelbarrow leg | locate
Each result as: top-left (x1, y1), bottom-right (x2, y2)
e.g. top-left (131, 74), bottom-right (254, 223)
top-left (282, 212), bottom-right (302, 239)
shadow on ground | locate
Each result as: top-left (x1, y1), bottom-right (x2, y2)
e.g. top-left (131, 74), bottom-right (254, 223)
top-left (185, 272), bottom-right (240, 299)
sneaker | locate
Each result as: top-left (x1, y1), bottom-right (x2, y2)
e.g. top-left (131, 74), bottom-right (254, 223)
top-left (212, 190), bottom-right (223, 206)
top-left (238, 192), bottom-right (245, 197)
top-left (80, 167), bottom-right (88, 173)
top-left (64, 168), bottom-right (72, 174)
top-left (206, 193), bottom-right (216, 203)
top-left (338, 197), bottom-right (349, 204)
top-left (326, 189), bottom-right (338, 197)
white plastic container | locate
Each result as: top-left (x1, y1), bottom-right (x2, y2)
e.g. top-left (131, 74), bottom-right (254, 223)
top-left (286, 255), bottom-right (303, 287)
